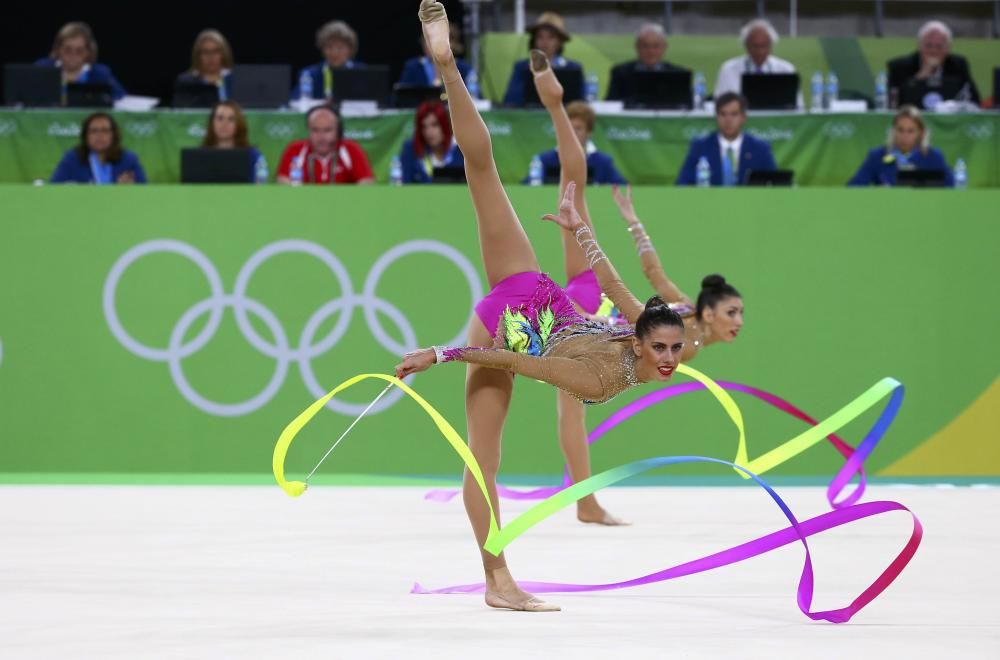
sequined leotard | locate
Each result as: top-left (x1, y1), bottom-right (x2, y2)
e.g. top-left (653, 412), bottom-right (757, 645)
top-left (434, 225), bottom-right (650, 405)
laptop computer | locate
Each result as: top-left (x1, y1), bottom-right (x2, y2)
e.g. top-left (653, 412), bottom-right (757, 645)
top-left (895, 169), bottom-right (948, 188)
top-left (431, 165), bottom-right (467, 184)
top-left (173, 80), bottom-right (220, 108)
top-left (332, 66), bottom-right (391, 106)
top-left (392, 84), bottom-right (445, 108)
top-left (65, 82), bottom-right (114, 108)
top-left (741, 73), bottom-right (799, 110)
top-left (993, 67), bottom-right (999, 111)
top-left (898, 76), bottom-right (967, 110)
top-left (180, 148), bottom-right (253, 183)
top-left (3, 64), bottom-right (61, 106)
top-left (626, 70), bottom-right (693, 110)
top-left (521, 68), bottom-right (584, 107)
top-left (230, 64), bottom-right (290, 109)
top-left (744, 169), bottom-right (794, 187)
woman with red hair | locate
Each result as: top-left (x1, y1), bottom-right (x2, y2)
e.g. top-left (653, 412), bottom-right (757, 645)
top-left (399, 100), bottom-right (465, 183)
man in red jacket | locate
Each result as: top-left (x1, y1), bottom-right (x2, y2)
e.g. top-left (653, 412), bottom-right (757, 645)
top-left (277, 104), bottom-right (375, 184)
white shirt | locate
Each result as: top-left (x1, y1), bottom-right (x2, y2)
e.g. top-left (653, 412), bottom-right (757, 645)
top-left (714, 54), bottom-right (797, 97)
top-left (718, 133), bottom-right (744, 170)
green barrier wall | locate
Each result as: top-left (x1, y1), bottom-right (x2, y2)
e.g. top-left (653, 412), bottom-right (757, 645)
top-left (1, 186), bottom-right (998, 482)
top-left (2, 110), bottom-right (998, 187)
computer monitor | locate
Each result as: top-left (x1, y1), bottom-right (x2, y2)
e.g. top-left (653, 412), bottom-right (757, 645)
top-left (898, 76), bottom-right (967, 110)
top-left (66, 82), bottom-right (113, 108)
top-left (180, 148), bottom-right (253, 183)
top-left (521, 68), bottom-right (584, 107)
top-left (744, 169), bottom-right (794, 187)
top-left (3, 64), bottom-right (61, 106)
top-left (993, 67), bottom-right (1000, 111)
top-left (895, 169), bottom-right (948, 188)
top-left (332, 66), bottom-right (391, 106)
top-left (392, 84), bottom-right (445, 108)
top-left (740, 73), bottom-right (799, 110)
top-left (431, 166), bottom-right (467, 184)
top-left (230, 64), bottom-right (291, 109)
top-left (625, 70), bottom-right (693, 110)
top-left (173, 80), bottom-right (220, 108)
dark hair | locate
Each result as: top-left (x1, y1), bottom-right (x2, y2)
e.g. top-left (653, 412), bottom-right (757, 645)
top-left (696, 274), bottom-right (741, 319)
top-left (412, 101), bottom-right (452, 157)
top-left (202, 101), bottom-right (249, 148)
top-left (714, 92), bottom-right (747, 115)
top-left (305, 103), bottom-right (344, 140)
top-left (75, 112), bottom-right (123, 164)
top-left (635, 295), bottom-right (684, 339)
top-left (529, 26), bottom-right (566, 55)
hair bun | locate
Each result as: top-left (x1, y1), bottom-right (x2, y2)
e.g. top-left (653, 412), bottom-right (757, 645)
top-left (644, 294), bottom-right (666, 310)
top-left (701, 274), bottom-right (727, 290)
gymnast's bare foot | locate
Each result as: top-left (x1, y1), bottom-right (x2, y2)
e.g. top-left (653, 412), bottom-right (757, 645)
top-left (419, 1), bottom-right (453, 69)
top-left (530, 49), bottom-right (564, 110)
top-left (577, 495), bottom-right (630, 526)
top-left (485, 566), bottom-right (560, 612)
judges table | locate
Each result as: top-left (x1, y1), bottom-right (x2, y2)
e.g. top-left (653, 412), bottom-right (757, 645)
top-left (0, 108), bottom-right (997, 186)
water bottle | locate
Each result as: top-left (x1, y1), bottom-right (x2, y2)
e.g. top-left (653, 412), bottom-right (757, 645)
top-left (528, 155), bottom-right (543, 186)
top-left (298, 69), bottom-right (313, 101)
top-left (389, 155), bottom-right (404, 185)
top-left (874, 71), bottom-right (888, 110)
top-left (825, 71), bottom-right (839, 110)
top-left (692, 72), bottom-right (706, 110)
top-left (290, 155), bottom-right (304, 186)
top-left (467, 69), bottom-right (480, 99)
top-left (810, 72), bottom-right (824, 111)
top-left (695, 157), bottom-right (711, 188)
top-left (953, 158), bottom-right (967, 190)
top-left (254, 155), bottom-right (268, 184)
top-left (585, 72), bottom-right (599, 103)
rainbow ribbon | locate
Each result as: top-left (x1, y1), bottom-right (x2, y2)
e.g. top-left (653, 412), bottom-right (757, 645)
top-left (273, 365), bottom-right (918, 622)
top-left (425, 378), bottom-right (900, 510)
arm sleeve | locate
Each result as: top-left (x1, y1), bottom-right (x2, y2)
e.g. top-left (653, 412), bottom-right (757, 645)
top-left (503, 63), bottom-right (525, 106)
top-left (50, 152), bottom-right (75, 183)
top-left (131, 154), bottom-right (147, 184)
top-left (348, 143), bottom-right (375, 182)
top-left (675, 141), bottom-right (699, 186)
top-left (275, 144), bottom-right (295, 180)
top-left (573, 225), bottom-right (645, 324)
top-left (848, 152), bottom-right (877, 186)
top-left (627, 223), bottom-right (692, 306)
top-left (437, 346), bottom-right (606, 402)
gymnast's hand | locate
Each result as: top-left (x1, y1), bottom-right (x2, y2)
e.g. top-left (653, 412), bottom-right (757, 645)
top-left (541, 181), bottom-right (585, 232)
top-left (395, 348), bottom-right (437, 378)
top-left (612, 184), bottom-right (641, 226)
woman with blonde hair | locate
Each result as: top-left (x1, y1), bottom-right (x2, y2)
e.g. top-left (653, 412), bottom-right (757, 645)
top-left (848, 105), bottom-right (954, 186)
top-left (178, 29), bottom-right (234, 101)
top-left (35, 22), bottom-right (126, 101)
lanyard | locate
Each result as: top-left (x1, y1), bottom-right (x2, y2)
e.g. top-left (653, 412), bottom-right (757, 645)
top-left (88, 152), bottom-right (112, 185)
top-left (744, 57), bottom-right (770, 73)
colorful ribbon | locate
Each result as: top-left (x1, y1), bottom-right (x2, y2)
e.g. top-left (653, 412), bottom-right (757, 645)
top-left (273, 365), bottom-right (918, 622)
top-left (426, 375), bottom-right (901, 510)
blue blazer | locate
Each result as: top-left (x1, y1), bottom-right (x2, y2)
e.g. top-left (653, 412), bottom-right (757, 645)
top-left (848, 146), bottom-right (954, 187)
top-left (291, 60), bottom-right (365, 100)
top-left (675, 132), bottom-right (776, 186)
top-left (35, 58), bottom-right (127, 100)
top-left (503, 57), bottom-right (583, 106)
top-left (399, 138), bottom-right (464, 184)
top-left (521, 148), bottom-right (627, 185)
top-left (398, 56), bottom-right (475, 93)
top-left (50, 149), bottom-right (147, 184)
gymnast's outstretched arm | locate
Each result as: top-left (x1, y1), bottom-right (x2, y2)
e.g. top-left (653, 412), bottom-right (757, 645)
top-left (612, 185), bottom-right (693, 308)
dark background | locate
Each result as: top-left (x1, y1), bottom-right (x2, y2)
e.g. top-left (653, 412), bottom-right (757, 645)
top-left (1, 1), bottom-right (468, 100)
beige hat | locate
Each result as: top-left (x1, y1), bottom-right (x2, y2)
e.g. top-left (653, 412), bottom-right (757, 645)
top-left (527, 11), bottom-right (571, 42)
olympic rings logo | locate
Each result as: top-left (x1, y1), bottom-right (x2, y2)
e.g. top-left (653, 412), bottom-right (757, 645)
top-left (103, 239), bottom-right (482, 417)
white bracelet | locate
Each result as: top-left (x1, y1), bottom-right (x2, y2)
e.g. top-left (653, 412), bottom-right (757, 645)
top-left (432, 346), bottom-right (447, 364)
